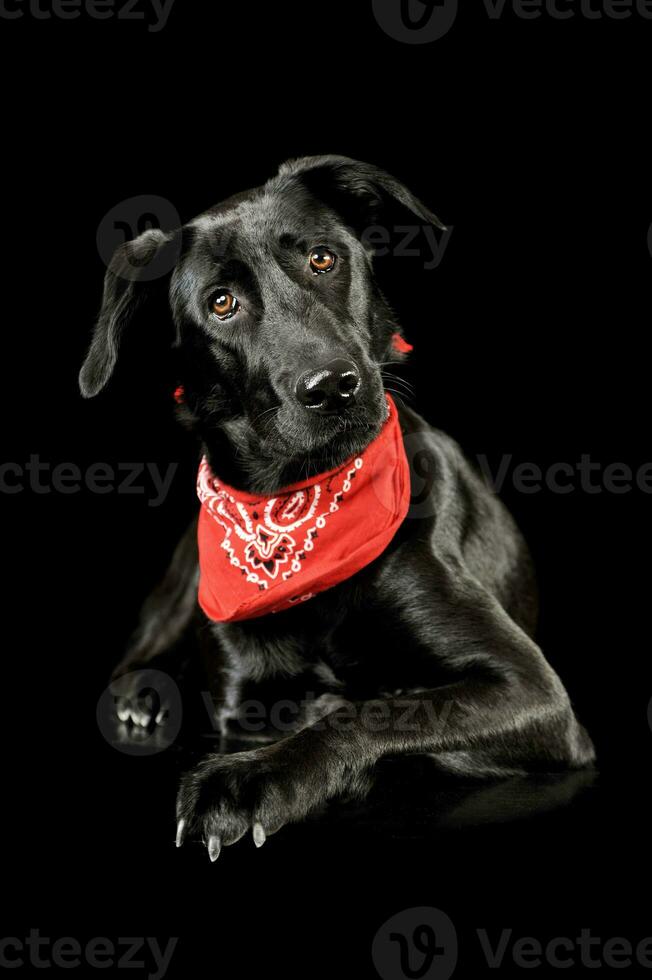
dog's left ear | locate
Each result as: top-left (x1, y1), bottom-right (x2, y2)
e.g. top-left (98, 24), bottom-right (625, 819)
top-left (277, 155), bottom-right (446, 241)
top-left (79, 227), bottom-right (178, 398)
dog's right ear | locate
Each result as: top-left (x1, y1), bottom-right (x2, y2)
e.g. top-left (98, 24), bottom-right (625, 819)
top-left (79, 228), bottom-right (177, 399)
top-left (277, 155), bottom-right (446, 241)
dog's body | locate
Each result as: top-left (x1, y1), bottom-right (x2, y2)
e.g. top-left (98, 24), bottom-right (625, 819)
top-left (81, 157), bottom-right (595, 857)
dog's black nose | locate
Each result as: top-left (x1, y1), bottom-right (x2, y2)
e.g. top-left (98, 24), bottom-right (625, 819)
top-left (295, 358), bottom-right (361, 414)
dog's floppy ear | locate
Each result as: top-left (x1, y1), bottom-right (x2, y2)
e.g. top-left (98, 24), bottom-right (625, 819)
top-left (277, 154), bottom-right (446, 239)
top-left (79, 228), bottom-right (178, 398)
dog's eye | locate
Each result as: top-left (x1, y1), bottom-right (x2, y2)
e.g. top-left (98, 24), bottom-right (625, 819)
top-left (211, 291), bottom-right (239, 320)
top-left (309, 247), bottom-right (337, 275)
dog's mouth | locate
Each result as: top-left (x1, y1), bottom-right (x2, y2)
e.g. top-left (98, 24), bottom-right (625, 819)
top-left (255, 389), bottom-right (388, 467)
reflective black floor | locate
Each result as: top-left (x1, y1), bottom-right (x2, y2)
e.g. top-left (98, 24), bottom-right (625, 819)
top-left (11, 708), bottom-right (643, 977)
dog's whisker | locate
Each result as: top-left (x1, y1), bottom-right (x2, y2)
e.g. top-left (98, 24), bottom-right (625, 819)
top-left (246, 406), bottom-right (281, 439)
top-left (382, 383), bottom-right (415, 401)
top-left (381, 369), bottom-right (414, 383)
top-left (261, 409), bottom-right (281, 439)
top-left (383, 383), bottom-right (415, 401)
top-left (381, 371), bottom-right (415, 394)
top-left (382, 379), bottom-right (414, 403)
top-left (382, 387), bottom-right (410, 407)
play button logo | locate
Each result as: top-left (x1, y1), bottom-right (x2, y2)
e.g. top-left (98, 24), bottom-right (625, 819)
top-left (372, 0), bottom-right (458, 43)
top-left (372, 907), bottom-right (458, 980)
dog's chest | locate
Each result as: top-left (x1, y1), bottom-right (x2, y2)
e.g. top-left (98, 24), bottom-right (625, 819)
top-left (210, 588), bottom-right (450, 742)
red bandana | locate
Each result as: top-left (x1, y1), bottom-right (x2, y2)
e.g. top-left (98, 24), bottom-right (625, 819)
top-left (196, 394), bottom-right (410, 622)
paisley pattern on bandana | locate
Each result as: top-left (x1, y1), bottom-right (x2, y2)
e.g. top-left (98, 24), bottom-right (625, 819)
top-left (196, 395), bottom-right (410, 622)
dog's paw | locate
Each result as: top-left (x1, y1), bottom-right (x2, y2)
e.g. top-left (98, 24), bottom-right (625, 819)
top-left (110, 668), bottom-right (176, 730)
top-left (175, 741), bottom-right (327, 859)
top-left (97, 667), bottom-right (184, 757)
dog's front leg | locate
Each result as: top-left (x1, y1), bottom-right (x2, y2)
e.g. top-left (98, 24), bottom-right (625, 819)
top-left (109, 518), bottom-right (199, 729)
top-left (176, 564), bottom-right (595, 856)
top-left (331, 559), bottom-right (597, 778)
top-left (343, 558), bottom-right (597, 777)
top-left (175, 711), bottom-right (367, 857)
top-left (175, 667), bottom-right (581, 860)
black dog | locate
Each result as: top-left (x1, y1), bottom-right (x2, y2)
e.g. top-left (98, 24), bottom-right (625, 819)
top-left (80, 156), bottom-right (595, 859)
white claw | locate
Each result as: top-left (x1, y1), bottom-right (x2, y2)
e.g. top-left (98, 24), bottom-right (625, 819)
top-left (117, 705), bottom-right (130, 722)
top-left (253, 822), bottom-right (266, 848)
top-left (208, 835), bottom-right (222, 862)
top-left (176, 820), bottom-right (186, 848)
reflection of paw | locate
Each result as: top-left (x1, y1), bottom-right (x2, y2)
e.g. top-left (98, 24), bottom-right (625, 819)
top-left (96, 669), bottom-right (183, 755)
top-left (112, 669), bottom-right (172, 728)
top-left (175, 738), bottom-right (331, 861)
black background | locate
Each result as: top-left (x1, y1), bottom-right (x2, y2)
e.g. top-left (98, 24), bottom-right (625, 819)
top-left (2, 1), bottom-right (652, 976)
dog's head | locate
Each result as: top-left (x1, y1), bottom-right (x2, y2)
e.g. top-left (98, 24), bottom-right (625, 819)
top-left (80, 156), bottom-right (444, 490)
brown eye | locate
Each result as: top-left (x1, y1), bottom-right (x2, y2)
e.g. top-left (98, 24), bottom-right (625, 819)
top-left (309, 246), bottom-right (337, 274)
top-left (211, 290), bottom-right (239, 320)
